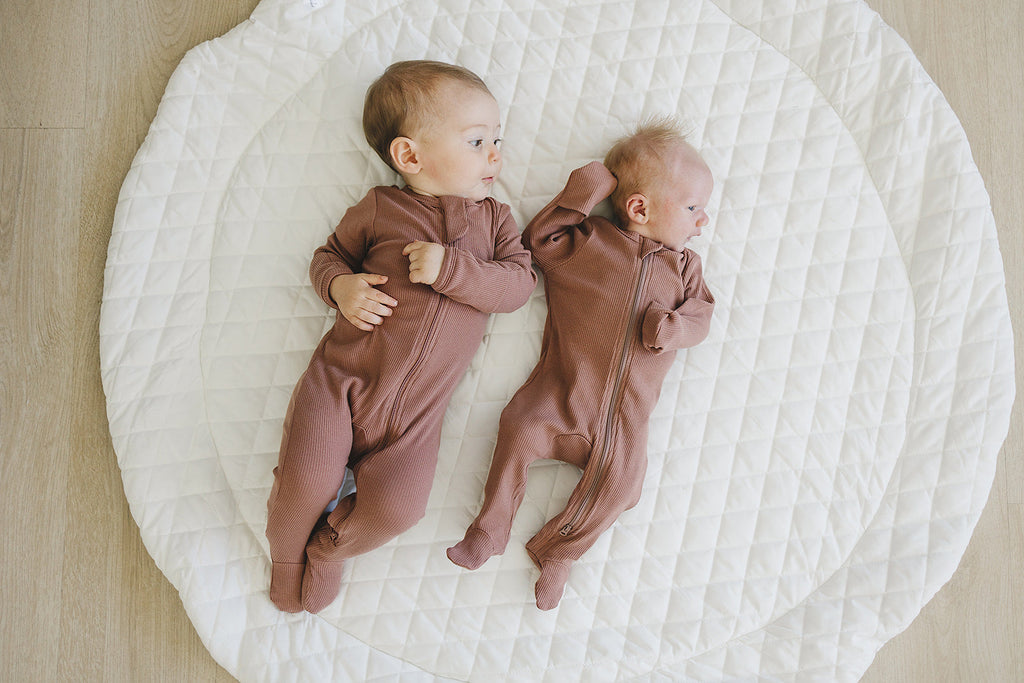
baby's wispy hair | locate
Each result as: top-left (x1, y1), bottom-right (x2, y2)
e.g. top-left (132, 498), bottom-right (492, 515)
top-left (604, 115), bottom-right (693, 225)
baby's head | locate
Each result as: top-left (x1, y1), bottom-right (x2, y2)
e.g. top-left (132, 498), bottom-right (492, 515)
top-left (363, 60), bottom-right (503, 201)
top-left (604, 117), bottom-right (713, 251)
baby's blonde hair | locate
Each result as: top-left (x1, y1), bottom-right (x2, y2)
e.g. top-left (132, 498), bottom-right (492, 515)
top-left (604, 115), bottom-right (691, 226)
top-left (362, 60), bottom-right (493, 171)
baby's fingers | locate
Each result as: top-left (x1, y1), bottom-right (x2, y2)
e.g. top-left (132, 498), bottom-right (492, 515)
top-left (355, 308), bottom-right (386, 327)
top-left (361, 298), bottom-right (394, 320)
top-left (343, 310), bottom-right (376, 332)
top-left (360, 273), bottom-right (389, 286)
top-left (368, 288), bottom-right (399, 309)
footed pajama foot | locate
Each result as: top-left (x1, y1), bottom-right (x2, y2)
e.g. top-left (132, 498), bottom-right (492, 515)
top-left (269, 561), bottom-right (305, 613)
top-left (534, 560), bottom-right (571, 611)
top-left (301, 517), bottom-right (345, 613)
top-left (446, 527), bottom-right (500, 570)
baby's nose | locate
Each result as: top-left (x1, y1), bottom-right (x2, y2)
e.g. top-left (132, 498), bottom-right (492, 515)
top-left (488, 142), bottom-right (501, 164)
top-left (696, 210), bottom-right (709, 228)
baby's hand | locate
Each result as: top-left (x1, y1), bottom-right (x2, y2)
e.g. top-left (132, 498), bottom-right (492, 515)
top-left (403, 241), bottom-right (445, 286)
top-left (329, 273), bottom-right (398, 332)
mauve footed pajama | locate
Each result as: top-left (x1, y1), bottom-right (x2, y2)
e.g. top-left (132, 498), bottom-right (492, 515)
top-left (448, 162), bottom-right (715, 609)
top-left (266, 185), bottom-right (535, 612)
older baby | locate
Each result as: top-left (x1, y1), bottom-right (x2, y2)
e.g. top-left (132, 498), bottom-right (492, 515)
top-left (267, 60), bottom-right (537, 613)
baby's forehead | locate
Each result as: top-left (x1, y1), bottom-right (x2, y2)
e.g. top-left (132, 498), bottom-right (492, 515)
top-left (671, 141), bottom-right (709, 169)
top-left (417, 80), bottom-right (495, 123)
top-left (645, 143), bottom-right (712, 190)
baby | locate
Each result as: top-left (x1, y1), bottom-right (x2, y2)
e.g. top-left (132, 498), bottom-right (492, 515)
top-left (266, 60), bottom-right (537, 613)
top-left (448, 118), bottom-right (716, 610)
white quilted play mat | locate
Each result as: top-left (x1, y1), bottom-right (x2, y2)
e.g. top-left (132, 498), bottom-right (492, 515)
top-left (100, 0), bottom-right (1015, 680)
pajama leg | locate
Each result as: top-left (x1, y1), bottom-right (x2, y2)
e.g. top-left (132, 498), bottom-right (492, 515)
top-left (265, 357), bottom-right (351, 612)
top-left (446, 428), bottom-right (535, 569)
top-left (301, 418), bottom-right (441, 613)
top-left (524, 442), bottom-right (648, 610)
top-left (448, 419), bottom-right (592, 570)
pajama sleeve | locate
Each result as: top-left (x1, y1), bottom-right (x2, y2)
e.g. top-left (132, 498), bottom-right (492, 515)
top-left (309, 189), bottom-right (377, 309)
top-left (430, 203), bottom-right (537, 314)
top-left (641, 250), bottom-right (715, 352)
top-left (522, 161), bottom-right (618, 271)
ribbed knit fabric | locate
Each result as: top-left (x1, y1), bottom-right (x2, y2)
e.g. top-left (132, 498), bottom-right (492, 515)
top-left (266, 185), bottom-right (536, 613)
top-left (268, 562), bottom-right (305, 613)
top-left (448, 162), bottom-right (714, 609)
top-left (301, 495), bottom-right (354, 613)
top-left (534, 560), bottom-right (571, 611)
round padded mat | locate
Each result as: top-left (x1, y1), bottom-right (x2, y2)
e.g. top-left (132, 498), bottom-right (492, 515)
top-left (100, 0), bottom-right (1015, 680)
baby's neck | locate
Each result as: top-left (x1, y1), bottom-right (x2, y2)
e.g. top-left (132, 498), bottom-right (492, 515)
top-left (623, 221), bottom-right (654, 241)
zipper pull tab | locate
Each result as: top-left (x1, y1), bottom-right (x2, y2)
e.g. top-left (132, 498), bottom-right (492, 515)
top-left (559, 523), bottom-right (573, 536)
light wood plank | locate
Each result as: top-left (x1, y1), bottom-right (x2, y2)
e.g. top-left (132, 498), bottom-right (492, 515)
top-left (0, 127), bottom-right (81, 681)
top-left (53, 0), bottom-right (259, 680)
top-left (0, 1), bottom-right (89, 128)
top-left (0, 0), bottom-right (1019, 681)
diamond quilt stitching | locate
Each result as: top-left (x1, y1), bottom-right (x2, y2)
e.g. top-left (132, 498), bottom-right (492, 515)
top-left (99, 0), bottom-right (1014, 680)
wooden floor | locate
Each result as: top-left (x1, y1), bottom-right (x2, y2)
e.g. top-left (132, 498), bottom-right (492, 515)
top-left (1, 1), bottom-right (1020, 680)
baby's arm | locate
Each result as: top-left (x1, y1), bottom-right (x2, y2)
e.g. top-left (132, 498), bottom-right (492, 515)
top-left (641, 251), bottom-right (716, 352)
top-left (429, 205), bottom-right (537, 314)
top-left (311, 189), bottom-right (398, 331)
top-left (523, 161), bottom-right (617, 271)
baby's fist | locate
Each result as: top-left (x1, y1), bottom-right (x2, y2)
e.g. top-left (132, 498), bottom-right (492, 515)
top-left (403, 241), bottom-right (445, 286)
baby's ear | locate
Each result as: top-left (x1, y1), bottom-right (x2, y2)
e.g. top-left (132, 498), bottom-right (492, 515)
top-left (389, 137), bottom-right (420, 174)
top-left (625, 193), bottom-right (649, 224)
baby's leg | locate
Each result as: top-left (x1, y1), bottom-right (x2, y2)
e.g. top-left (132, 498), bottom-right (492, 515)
top-left (449, 429), bottom-right (592, 570)
top-left (265, 361), bottom-right (351, 612)
top-left (301, 421), bottom-right (439, 613)
top-left (447, 418), bottom-right (551, 570)
top-left (300, 494), bottom-right (354, 614)
top-left (523, 443), bottom-right (647, 610)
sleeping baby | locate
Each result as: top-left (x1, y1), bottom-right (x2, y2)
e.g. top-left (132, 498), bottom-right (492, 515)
top-left (448, 117), bottom-right (716, 609)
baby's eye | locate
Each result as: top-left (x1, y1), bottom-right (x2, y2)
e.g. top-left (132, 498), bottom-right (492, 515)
top-left (687, 206), bottom-right (698, 212)
top-left (469, 139), bottom-right (484, 148)
top-left (493, 138), bottom-right (502, 148)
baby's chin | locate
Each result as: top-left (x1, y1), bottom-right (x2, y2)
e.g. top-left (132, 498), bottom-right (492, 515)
top-left (430, 179), bottom-right (495, 202)
top-left (462, 185), bottom-right (494, 202)
top-left (662, 237), bottom-right (692, 252)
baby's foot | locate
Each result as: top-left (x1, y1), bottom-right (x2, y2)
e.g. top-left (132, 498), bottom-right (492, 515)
top-left (534, 560), bottom-right (571, 611)
top-left (446, 527), bottom-right (498, 570)
top-left (301, 518), bottom-right (345, 613)
top-left (269, 561), bottom-right (305, 613)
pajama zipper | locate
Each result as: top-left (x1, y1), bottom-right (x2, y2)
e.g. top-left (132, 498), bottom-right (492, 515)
top-left (560, 251), bottom-right (652, 536)
top-left (385, 293), bottom-right (446, 441)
